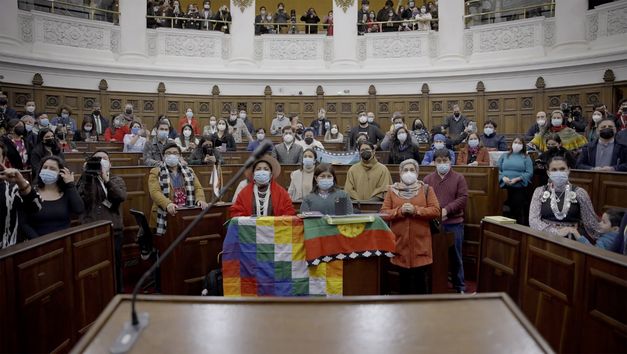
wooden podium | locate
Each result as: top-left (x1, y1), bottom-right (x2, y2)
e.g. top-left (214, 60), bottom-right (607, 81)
top-left (72, 293), bottom-right (552, 354)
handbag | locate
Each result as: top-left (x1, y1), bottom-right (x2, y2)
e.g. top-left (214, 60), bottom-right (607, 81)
top-left (424, 185), bottom-right (441, 235)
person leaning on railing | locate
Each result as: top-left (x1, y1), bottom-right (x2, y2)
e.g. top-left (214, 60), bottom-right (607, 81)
top-left (300, 8), bottom-right (320, 34)
top-left (212, 5), bottom-right (232, 33)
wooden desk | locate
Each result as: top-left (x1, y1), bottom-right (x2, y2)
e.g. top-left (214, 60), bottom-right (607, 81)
top-left (0, 221), bottom-right (115, 354)
top-left (478, 220), bottom-right (627, 353)
top-left (72, 293), bottom-right (552, 354)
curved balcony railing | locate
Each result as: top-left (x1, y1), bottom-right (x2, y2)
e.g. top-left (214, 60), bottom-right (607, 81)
top-left (464, 1), bottom-right (555, 28)
top-left (18, 0), bottom-right (119, 24)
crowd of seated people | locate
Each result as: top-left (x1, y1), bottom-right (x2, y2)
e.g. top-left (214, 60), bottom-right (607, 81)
top-left (1, 90), bottom-right (626, 297)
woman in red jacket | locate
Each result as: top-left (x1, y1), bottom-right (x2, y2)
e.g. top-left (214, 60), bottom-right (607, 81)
top-left (230, 155), bottom-right (296, 217)
top-left (104, 116), bottom-right (129, 143)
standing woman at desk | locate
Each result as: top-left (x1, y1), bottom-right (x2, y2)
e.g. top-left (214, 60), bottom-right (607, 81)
top-left (288, 148), bottom-right (317, 202)
top-left (380, 158), bottom-right (440, 294)
top-left (529, 156), bottom-right (601, 239)
top-left (301, 163), bottom-right (353, 215)
top-left (148, 143), bottom-right (208, 235)
top-left (230, 155), bottom-right (296, 217)
top-left (497, 137), bottom-right (533, 225)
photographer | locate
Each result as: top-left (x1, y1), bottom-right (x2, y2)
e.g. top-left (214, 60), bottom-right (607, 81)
top-left (273, 3), bottom-right (289, 33)
top-left (189, 137), bottom-right (223, 166)
top-left (77, 150), bottom-right (127, 292)
top-left (300, 8), bottom-right (320, 34)
top-left (569, 105), bottom-right (587, 133)
top-left (212, 5), bottom-right (231, 33)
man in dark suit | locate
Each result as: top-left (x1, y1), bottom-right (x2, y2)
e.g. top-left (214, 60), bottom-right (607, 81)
top-left (576, 118), bottom-right (627, 171)
top-left (271, 126), bottom-right (303, 164)
top-left (88, 103), bottom-right (109, 136)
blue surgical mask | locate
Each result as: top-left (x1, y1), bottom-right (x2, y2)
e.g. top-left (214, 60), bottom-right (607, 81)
top-left (158, 130), bottom-right (169, 140)
top-left (132, 127), bottom-right (140, 135)
top-left (254, 170), bottom-right (271, 185)
top-left (303, 157), bottom-right (315, 168)
top-left (433, 142), bottom-right (445, 150)
top-left (39, 169), bottom-right (59, 185)
top-left (317, 178), bottom-right (334, 191)
top-left (40, 118), bottom-right (50, 127)
top-left (468, 139), bottom-right (479, 148)
top-left (548, 171), bottom-right (569, 187)
top-left (165, 154), bottom-right (179, 167)
top-left (25, 124), bottom-right (33, 132)
top-left (61, 113), bottom-right (69, 120)
top-left (436, 162), bottom-right (450, 175)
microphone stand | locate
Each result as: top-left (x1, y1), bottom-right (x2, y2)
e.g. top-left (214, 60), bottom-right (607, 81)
top-left (110, 141), bottom-right (273, 353)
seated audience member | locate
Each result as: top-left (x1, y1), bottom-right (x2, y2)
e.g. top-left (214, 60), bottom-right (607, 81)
top-left (55, 124), bottom-right (78, 153)
top-left (88, 103), bottom-right (109, 136)
top-left (230, 155), bottom-right (296, 217)
top-left (423, 149), bottom-right (469, 293)
top-left (29, 128), bottom-right (65, 180)
top-left (387, 126), bottom-right (421, 164)
top-left (381, 113), bottom-right (419, 150)
top-left (144, 119), bottom-right (173, 167)
top-left (20, 100), bottom-right (37, 120)
top-left (576, 209), bottom-right (625, 253)
top-left (178, 108), bottom-right (200, 135)
top-left (247, 128), bottom-right (273, 152)
top-left (347, 111), bottom-right (385, 150)
top-left (296, 128), bottom-right (325, 151)
top-left (535, 134), bottom-right (576, 170)
top-left (189, 138), bottom-right (223, 165)
top-left (148, 143), bottom-right (208, 235)
top-left (288, 148), bottom-right (317, 201)
top-left (421, 134), bottom-right (456, 165)
top-left (525, 111), bottom-right (547, 142)
top-left (529, 156), bottom-right (601, 238)
top-left (324, 123), bottom-right (344, 143)
top-left (531, 110), bottom-right (587, 151)
top-left (20, 115), bottom-right (36, 152)
top-left (294, 120), bottom-right (305, 142)
top-left (480, 120), bottom-right (507, 151)
top-left (150, 115), bottom-right (178, 140)
top-left (270, 108), bottom-right (290, 135)
top-left (74, 116), bottom-right (99, 142)
top-left (576, 118), bottom-right (627, 171)
top-left (76, 150), bottom-right (127, 292)
top-left (239, 110), bottom-right (255, 135)
top-left (104, 116), bottom-right (130, 143)
top-left (0, 141), bottom-right (42, 249)
top-left (457, 133), bottom-right (490, 166)
top-left (174, 124), bottom-right (199, 153)
top-left (616, 100), bottom-right (627, 131)
top-left (227, 108), bottom-right (253, 143)
top-left (382, 158), bottom-right (440, 294)
top-left (1, 119), bottom-right (28, 169)
top-left (202, 115), bottom-right (218, 137)
top-left (344, 142), bottom-right (392, 201)
top-left (213, 118), bottom-right (236, 151)
top-left (301, 163), bottom-right (353, 215)
top-left (116, 103), bottom-right (137, 125)
top-left (22, 156), bottom-right (84, 238)
top-left (498, 137), bottom-right (533, 225)
top-left (584, 110), bottom-right (604, 142)
top-left (272, 126), bottom-right (303, 164)
top-left (51, 105), bottom-right (78, 133)
top-left (123, 121), bottom-right (147, 153)
top-left (310, 108), bottom-right (330, 137)
top-left (410, 118), bottom-right (431, 144)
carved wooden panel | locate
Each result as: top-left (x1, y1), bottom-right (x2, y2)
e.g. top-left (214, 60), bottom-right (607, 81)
top-left (595, 173), bottom-right (627, 212)
top-left (479, 227), bottom-right (523, 302)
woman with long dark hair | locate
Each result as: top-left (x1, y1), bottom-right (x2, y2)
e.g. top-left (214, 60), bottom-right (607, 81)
top-left (29, 128), bottom-right (65, 181)
top-left (301, 163), bottom-right (353, 215)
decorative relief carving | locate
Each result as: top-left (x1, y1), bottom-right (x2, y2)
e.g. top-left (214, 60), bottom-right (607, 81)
top-left (566, 94), bottom-right (580, 106)
top-left (164, 34), bottom-right (218, 57)
top-left (464, 32), bottom-right (473, 56)
top-left (421, 83), bottom-right (430, 94)
top-left (46, 96), bottom-right (59, 107)
top-left (543, 20), bottom-right (555, 47)
top-left (221, 36), bottom-right (230, 60)
top-left (222, 102), bottom-right (232, 113)
top-left (586, 93), bottom-right (600, 106)
top-left (274, 103), bottom-right (284, 113)
top-left (237, 102), bottom-right (247, 111)
top-left (99, 79), bottom-right (108, 91)
top-left (232, 0), bottom-right (254, 12)
top-left (586, 13), bottom-right (598, 41)
top-left (428, 31), bottom-right (438, 58)
top-left (447, 101), bottom-right (459, 111)
top-left (19, 14), bottom-right (33, 43)
top-left (476, 81), bottom-right (485, 92)
top-left (168, 101), bottom-right (179, 112)
top-left (371, 37), bottom-right (421, 58)
top-left (15, 94), bottom-right (30, 106)
top-left (42, 18), bottom-right (106, 49)
top-left (304, 103), bottom-right (314, 113)
top-left (488, 99), bottom-right (499, 111)
top-left (324, 38), bottom-right (334, 62)
top-left (199, 103), bottom-right (210, 113)
top-left (157, 82), bottom-right (166, 93)
top-left (144, 101), bottom-right (155, 112)
top-left (356, 102), bottom-right (367, 112)
top-left (463, 100), bottom-right (474, 111)
top-left (408, 102), bottom-right (420, 112)
top-left (548, 96), bottom-right (561, 108)
top-left (357, 36), bottom-right (366, 61)
top-left (83, 97), bottom-right (95, 109)
top-left (316, 86), bottom-right (324, 96)
top-left (110, 99), bottom-right (121, 110)
top-left (378, 102), bottom-right (389, 113)
top-left (252, 102), bottom-right (262, 113)
top-left (535, 77), bottom-right (546, 89)
top-left (603, 69), bottom-right (615, 82)
top-left (212, 85), bottom-right (220, 96)
top-left (478, 24), bottom-right (536, 52)
top-left (32, 73), bottom-right (43, 86)
top-left (146, 32), bottom-right (157, 57)
top-left (265, 39), bottom-right (320, 60)
top-left (607, 7), bottom-right (627, 36)
top-left (521, 97), bottom-right (533, 109)
top-left (432, 101), bottom-right (442, 112)
top-left (110, 28), bottom-right (120, 53)
top-left (254, 38), bottom-right (263, 61)
top-left (368, 85), bottom-right (376, 95)
top-left (264, 86), bottom-right (272, 96)
top-left (326, 103), bottom-right (337, 113)
top-left (65, 97), bottom-right (78, 108)
top-left (341, 103), bottom-right (352, 113)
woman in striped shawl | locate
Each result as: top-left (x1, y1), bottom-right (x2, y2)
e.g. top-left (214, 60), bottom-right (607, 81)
top-left (148, 142), bottom-right (208, 235)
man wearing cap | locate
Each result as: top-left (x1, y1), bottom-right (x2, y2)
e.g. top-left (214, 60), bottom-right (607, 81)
top-left (421, 134), bottom-right (456, 165)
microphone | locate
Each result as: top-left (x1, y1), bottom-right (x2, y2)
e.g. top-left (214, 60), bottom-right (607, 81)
top-left (110, 147), bottom-right (269, 353)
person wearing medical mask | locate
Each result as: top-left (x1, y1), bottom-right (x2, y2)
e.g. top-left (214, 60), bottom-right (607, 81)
top-left (530, 110), bottom-right (587, 152)
top-left (288, 148), bottom-right (318, 201)
top-left (480, 120), bottom-right (508, 151)
top-left (115, 103), bottom-right (136, 126)
top-left (230, 155), bottom-right (295, 217)
top-left (381, 113), bottom-right (419, 150)
top-left (21, 156), bottom-right (84, 239)
top-left (51, 106), bottom-right (78, 133)
top-left (29, 128), bottom-right (64, 181)
top-left (123, 121), bottom-right (147, 153)
top-left (144, 120), bottom-right (175, 167)
top-left (301, 163), bottom-right (353, 215)
top-left (296, 128), bottom-right (325, 151)
top-left (457, 132), bottom-right (490, 166)
top-left (348, 111), bottom-right (385, 150)
top-left (387, 127), bottom-right (421, 164)
top-left (576, 118), bottom-right (627, 171)
top-left (584, 110), bottom-right (604, 142)
top-left (525, 111), bottom-right (547, 142)
top-left (23, 100), bottom-right (37, 119)
top-left (213, 118), bottom-right (236, 151)
top-left (272, 126), bottom-right (303, 164)
top-left (324, 123), bottom-right (344, 143)
top-left (104, 116), bottom-right (130, 143)
top-left (497, 137), bottom-right (533, 225)
top-left (178, 107), bottom-right (200, 135)
top-left (76, 150), bottom-right (127, 292)
top-left (344, 141), bottom-right (392, 201)
top-left (203, 115), bottom-right (218, 137)
top-left (247, 127), bottom-right (272, 152)
top-left (148, 143), bottom-right (208, 235)
top-left (366, 112), bottom-right (379, 128)
top-left (383, 158), bottom-right (440, 294)
top-left (529, 156), bottom-right (602, 238)
top-left (310, 108), bottom-right (330, 137)
top-left (200, 1), bottom-right (213, 30)
top-left (421, 134), bottom-right (456, 165)
top-left (174, 124), bottom-right (199, 153)
top-left (270, 108), bottom-right (290, 135)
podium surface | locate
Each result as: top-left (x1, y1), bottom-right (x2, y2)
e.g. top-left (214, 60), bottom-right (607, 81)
top-left (72, 293), bottom-right (552, 354)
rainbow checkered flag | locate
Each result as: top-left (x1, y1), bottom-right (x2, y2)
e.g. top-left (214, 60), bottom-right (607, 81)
top-left (222, 217), bottom-right (342, 297)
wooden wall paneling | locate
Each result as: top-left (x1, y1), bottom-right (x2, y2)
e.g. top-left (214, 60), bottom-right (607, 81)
top-left (580, 255), bottom-right (627, 353)
top-left (569, 170), bottom-right (596, 206)
top-left (522, 236), bottom-right (585, 353)
top-left (0, 257), bottom-right (17, 353)
top-left (594, 171), bottom-right (627, 212)
top-left (420, 87), bottom-right (430, 127)
top-left (98, 79), bottom-right (110, 120)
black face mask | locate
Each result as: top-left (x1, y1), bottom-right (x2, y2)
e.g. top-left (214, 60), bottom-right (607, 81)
top-left (599, 128), bottom-right (615, 140)
top-left (56, 132), bottom-right (65, 140)
top-left (454, 112), bottom-right (460, 118)
top-left (296, 128), bottom-right (304, 135)
top-left (304, 137), bottom-right (313, 144)
top-left (547, 146), bottom-right (559, 154)
top-left (44, 139), bottom-right (56, 147)
top-left (415, 123), bottom-right (423, 130)
top-left (93, 110), bottom-right (101, 116)
top-left (360, 150), bottom-right (372, 161)
top-left (125, 109), bottom-right (133, 115)
top-left (13, 125), bottom-right (26, 136)
top-left (573, 111), bottom-right (581, 118)
top-left (0, 98), bottom-right (8, 106)
top-left (203, 146), bottom-right (213, 155)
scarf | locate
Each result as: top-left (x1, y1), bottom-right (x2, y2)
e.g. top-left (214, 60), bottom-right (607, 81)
top-left (360, 156), bottom-right (378, 171)
top-left (391, 181), bottom-right (423, 199)
top-left (156, 163), bottom-right (196, 235)
top-left (301, 167), bottom-right (315, 197)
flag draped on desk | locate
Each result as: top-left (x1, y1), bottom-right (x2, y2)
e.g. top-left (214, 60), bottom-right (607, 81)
top-left (222, 217), bottom-right (343, 297)
top-left (303, 217), bottom-right (396, 266)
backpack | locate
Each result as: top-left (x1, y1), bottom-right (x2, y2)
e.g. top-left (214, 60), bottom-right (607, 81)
top-left (201, 252), bottom-right (223, 296)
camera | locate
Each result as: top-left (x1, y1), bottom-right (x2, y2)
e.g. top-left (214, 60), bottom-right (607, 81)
top-left (85, 156), bottom-right (102, 176)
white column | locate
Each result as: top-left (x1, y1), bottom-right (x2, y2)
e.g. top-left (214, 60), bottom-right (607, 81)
top-left (118, 0), bottom-right (147, 61)
top-left (229, 0), bottom-right (255, 66)
top-left (332, 1), bottom-right (358, 68)
top-left (0, 0), bottom-right (21, 49)
top-left (553, 0), bottom-right (588, 52)
top-left (437, 0), bottom-right (465, 64)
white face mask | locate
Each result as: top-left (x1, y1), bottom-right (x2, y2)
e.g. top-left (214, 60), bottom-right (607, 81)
top-left (401, 171), bottom-right (417, 185)
top-left (183, 129), bottom-right (192, 137)
top-left (283, 134), bottom-right (294, 143)
top-left (358, 115), bottom-right (368, 124)
top-left (592, 114), bottom-right (603, 123)
top-left (257, 133), bottom-right (265, 140)
top-left (537, 119), bottom-right (546, 127)
top-left (552, 118), bottom-right (563, 127)
top-left (239, 113), bottom-right (246, 119)
top-left (394, 123), bottom-right (403, 130)
top-left (397, 132), bottom-right (407, 142)
top-left (512, 143), bottom-right (523, 153)
top-left (468, 139), bottom-right (479, 148)
top-left (186, 111), bottom-right (193, 119)
top-left (434, 142), bottom-right (445, 150)
top-left (331, 128), bottom-right (338, 135)
top-left (484, 127), bottom-right (494, 136)
top-left (100, 159), bottom-right (111, 172)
